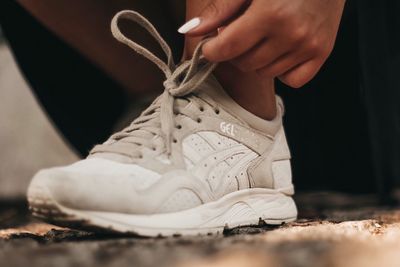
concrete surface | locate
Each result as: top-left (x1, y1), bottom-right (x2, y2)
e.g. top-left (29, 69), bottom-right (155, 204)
top-left (0, 43), bottom-right (78, 199)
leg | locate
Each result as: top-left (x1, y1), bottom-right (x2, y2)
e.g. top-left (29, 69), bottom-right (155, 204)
top-left (15, 0), bottom-right (183, 95)
top-left (184, 0), bottom-right (277, 120)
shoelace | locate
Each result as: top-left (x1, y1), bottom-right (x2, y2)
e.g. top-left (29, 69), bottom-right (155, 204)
top-left (91, 10), bottom-right (217, 157)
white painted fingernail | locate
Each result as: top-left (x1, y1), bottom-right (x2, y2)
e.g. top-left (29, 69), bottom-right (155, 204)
top-left (178, 18), bottom-right (201, 34)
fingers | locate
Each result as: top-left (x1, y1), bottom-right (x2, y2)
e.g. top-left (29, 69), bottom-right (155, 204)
top-left (202, 10), bottom-right (268, 62)
top-left (230, 30), bottom-right (331, 88)
top-left (231, 39), bottom-right (291, 72)
top-left (179, 0), bottom-right (249, 35)
top-left (256, 50), bottom-right (314, 77)
top-left (178, 0), bottom-right (340, 88)
top-left (278, 58), bottom-right (324, 88)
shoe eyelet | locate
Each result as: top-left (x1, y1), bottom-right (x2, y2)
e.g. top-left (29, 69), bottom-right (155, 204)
top-left (199, 107), bottom-right (204, 112)
top-left (197, 118), bottom-right (202, 123)
top-left (176, 125), bottom-right (182, 129)
top-left (138, 154), bottom-right (143, 159)
top-left (172, 138), bottom-right (178, 143)
top-left (214, 109), bottom-right (220, 115)
top-left (152, 147), bottom-right (156, 151)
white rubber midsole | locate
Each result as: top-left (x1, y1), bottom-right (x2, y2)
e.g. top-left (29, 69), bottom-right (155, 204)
top-left (58, 188), bottom-right (297, 231)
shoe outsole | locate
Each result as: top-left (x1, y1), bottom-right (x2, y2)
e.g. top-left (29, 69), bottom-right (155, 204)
top-left (28, 184), bottom-right (297, 237)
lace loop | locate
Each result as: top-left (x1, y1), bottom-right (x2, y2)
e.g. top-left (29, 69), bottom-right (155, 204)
top-left (111, 10), bottom-right (175, 76)
top-left (102, 10), bottom-right (217, 156)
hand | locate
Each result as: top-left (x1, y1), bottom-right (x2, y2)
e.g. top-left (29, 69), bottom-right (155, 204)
top-left (182, 0), bottom-right (346, 88)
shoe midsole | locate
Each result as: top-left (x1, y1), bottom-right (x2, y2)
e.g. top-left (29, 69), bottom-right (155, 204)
top-left (56, 188), bottom-right (297, 230)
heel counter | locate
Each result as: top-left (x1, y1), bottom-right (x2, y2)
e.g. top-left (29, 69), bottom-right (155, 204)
top-left (272, 159), bottom-right (293, 193)
top-left (247, 128), bottom-right (294, 193)
top-left (271, 128), bottom-right (293, 193)
top-left (272, 127), bottom-right (291, 161)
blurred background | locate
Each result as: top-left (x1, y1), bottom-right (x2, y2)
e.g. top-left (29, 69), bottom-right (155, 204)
top-left (0, 25), bottom-right (77, 199)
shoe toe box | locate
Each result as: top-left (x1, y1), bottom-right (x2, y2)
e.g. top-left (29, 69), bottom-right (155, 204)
top-left (27, 158), bottom-right (162, 213)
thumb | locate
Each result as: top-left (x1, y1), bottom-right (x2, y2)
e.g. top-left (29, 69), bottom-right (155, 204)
top-left (178, 0), bottom-right (249, 36)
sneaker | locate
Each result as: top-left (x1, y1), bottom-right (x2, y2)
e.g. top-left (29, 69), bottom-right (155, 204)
top-left (27, 10), bottom-right (297, 236)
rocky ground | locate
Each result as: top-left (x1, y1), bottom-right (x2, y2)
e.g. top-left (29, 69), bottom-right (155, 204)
top-left (1, 193), bottom-right (400, 267)
top-left (1, 42), bottom-right (400, 267)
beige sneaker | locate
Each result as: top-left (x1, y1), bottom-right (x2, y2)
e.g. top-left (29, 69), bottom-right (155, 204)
top-left (27, 10), bottom-right (297, 236)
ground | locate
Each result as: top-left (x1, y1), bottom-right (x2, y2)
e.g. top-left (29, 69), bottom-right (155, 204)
top-left (2, 193), bottom-right (400, 267)
top-left (1, 42), bottom-right (400, 267)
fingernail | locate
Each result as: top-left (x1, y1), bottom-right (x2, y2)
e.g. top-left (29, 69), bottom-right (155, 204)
top-left (178, 17), bottom-right (201, 34)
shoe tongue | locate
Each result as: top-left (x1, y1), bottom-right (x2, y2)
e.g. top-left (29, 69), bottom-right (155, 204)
top-left (196, 74), bottom-right (282, 136)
